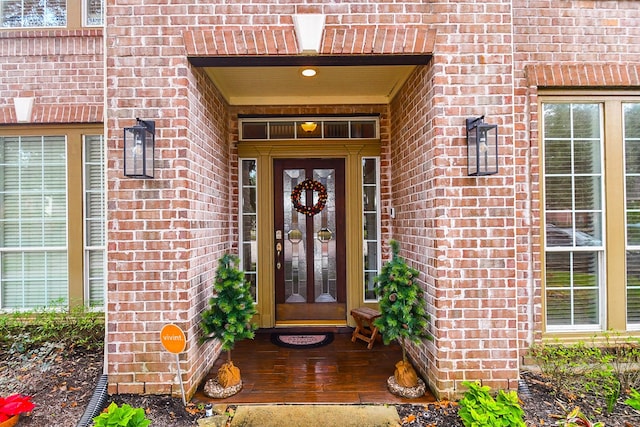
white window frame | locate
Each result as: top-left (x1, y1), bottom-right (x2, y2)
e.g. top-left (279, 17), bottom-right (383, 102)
top-left (623, 102), bottom-right (640, 331)
top-left (238, 116), bottom-right (380, 141)
top-left (541, 101), bottom-right (607, 333)
top-left (82, 134), bottom-right (105, 309)
top-left (0, 135), bottom-right (69, 309)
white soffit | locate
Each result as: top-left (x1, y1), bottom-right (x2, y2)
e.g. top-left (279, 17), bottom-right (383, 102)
top-left (204, 65), bottom-right (417, 106)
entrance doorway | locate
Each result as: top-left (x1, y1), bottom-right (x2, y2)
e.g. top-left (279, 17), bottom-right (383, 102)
top-left (273, 158), bottom-right (346, 322)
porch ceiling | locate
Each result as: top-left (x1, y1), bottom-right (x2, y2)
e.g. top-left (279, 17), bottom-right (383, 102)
top-left (184, 28), bottom-right (436, 106)
top-left (202, 64), bottom-right (418, 106)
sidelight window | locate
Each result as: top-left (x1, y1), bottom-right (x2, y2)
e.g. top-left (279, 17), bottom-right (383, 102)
top-left (363, 157), bottom-right (381, 302)
top-left (239, 159), bottom-right (258, 302)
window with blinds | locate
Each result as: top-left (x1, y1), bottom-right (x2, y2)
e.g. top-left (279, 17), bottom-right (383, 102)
top-left (84, 135), bottom-right (104, 307)
top-left (0, 136), bottom-right (69, 308)
top-left (84, 0), bottom-right (103, 26)
top-left (625, 103), bottom-right (640, 327)
top-left (0, 0), bottom-right (103, 28)
top-left (542, 103), bottom-right (605, 331)
top-left (0, 0), bottom-right (66, 27)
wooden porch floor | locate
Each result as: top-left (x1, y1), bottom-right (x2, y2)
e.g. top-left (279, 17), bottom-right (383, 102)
top-left (193, 330), bottom-right (436, 405)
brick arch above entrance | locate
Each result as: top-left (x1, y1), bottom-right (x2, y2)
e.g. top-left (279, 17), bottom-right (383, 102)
top-left (182, 27), bottom-right (437, 59)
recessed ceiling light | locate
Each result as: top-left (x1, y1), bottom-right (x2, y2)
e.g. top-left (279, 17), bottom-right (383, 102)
top-left (301, 68), bottom-right (317, 77)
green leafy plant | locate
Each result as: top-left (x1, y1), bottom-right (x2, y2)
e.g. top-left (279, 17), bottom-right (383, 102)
top-left (92, 402), bottom-right (150, 427)
top-left (556, 407), bottom-right (604, 427)
top-left (200, 253), bottom-right (258, 361)
top-left (458, 381), bottom-right (525, 427)
top-left (373, 239), bottom-right (432, 364)
top-left (601, 333), bottom-right (640, 392)
top-left (625, 387), bottom-right (640, 411)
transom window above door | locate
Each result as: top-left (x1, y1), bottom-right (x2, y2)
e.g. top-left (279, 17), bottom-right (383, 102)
top-left (239, 117), bottom-right (379, 141)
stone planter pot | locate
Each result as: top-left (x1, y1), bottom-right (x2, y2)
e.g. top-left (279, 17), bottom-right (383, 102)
top-left (387, 375), bottom-right (426, 398)
top-left (204, 377), bottom-right (243, 399)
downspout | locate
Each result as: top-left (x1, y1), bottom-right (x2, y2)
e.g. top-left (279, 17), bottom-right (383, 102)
top-left (75, 11), bottom-right (113, 427)
top-left (102, 0), bottom-right (109, 379)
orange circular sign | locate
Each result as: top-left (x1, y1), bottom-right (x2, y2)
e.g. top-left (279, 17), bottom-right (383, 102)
top-left (160, 324), bottom-right (186, 354)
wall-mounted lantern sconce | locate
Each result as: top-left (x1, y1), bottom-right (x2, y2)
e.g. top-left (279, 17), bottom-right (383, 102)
top-left (466, 116), bottom-right (498, 176)
top-left (124, 118), bottom-right (155, 178)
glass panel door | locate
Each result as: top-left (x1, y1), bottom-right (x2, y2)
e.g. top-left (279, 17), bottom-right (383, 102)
top-left (274, 159), bottom-right (346, 322)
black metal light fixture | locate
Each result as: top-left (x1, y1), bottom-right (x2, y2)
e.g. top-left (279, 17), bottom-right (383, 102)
top-left (466, 115), bottom-right (498, 176)
top-left (123, 118), bottom-right (155, 178)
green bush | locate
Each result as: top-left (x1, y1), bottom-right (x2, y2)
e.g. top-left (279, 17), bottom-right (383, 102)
top-left (530, 341), bottom-right (605, 393)
top-left (602, 334), bottom-right (640, 392)
top-left (530, 335), bottom-right (640, 414)
top-left (458, 381), bottom-right (525, 427)
top-left (0, 302), bottom-right (104, 353)
top-left (92, 402), bottom-right (150, 427)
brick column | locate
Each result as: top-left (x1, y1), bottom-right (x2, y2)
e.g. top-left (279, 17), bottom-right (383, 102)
top-left (390, 0), bottom-right (518, 399)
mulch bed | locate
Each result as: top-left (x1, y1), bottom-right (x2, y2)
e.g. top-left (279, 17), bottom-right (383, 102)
top-left (3, 345), bottom-right (640, 426)
top-left (0, 344), bottom-right (103, 427)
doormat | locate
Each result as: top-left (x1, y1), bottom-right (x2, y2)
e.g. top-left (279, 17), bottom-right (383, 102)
top-left (270, 332), bottom-right (334, 349)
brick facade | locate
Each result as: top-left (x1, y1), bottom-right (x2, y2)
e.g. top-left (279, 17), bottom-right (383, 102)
top-left (511, 0), bottom-right (640, 375)
top-left (390, 0), bottom-right (519, 395)
top-left (0, 30), bottom-right (103, 124)
top-left (1, 0), bottom-right (639, 400)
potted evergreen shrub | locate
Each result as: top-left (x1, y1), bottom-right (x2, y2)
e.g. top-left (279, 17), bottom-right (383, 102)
top-left (201, 253), bottom-right (257, 398)
top-left (373, 240), bottom-right (432, 396)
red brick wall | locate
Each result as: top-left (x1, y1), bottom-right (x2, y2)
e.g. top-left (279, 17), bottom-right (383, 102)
top-left (101, 0), bottom-right (640, 400)
top-left (2, 0), bottom-right (638, 402)
top-left (105, 43), bottom-right (231, 395)
top-left (104, 0), bottom-right (439, 398)
top-left (390, 0), bottom-right (518, 398)
top-left (0, 30), bottom-right (103, 124)
top-left (511, 0), bottom-right (640, 362)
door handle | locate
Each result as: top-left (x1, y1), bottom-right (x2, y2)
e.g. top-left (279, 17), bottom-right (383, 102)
top-left (276, 242), bottom-right (282, 269)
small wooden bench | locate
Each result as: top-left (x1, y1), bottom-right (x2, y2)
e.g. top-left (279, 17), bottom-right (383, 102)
top-left (350, 307), bottom-right (382, 349)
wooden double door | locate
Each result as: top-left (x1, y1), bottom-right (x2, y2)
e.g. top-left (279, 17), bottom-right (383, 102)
top-left (273, 158), bottom-right (346, 322)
